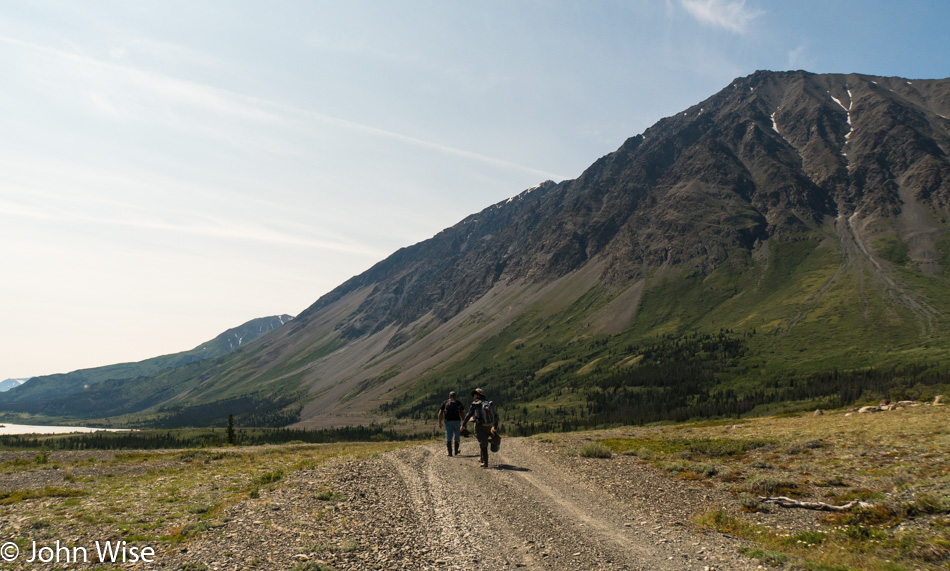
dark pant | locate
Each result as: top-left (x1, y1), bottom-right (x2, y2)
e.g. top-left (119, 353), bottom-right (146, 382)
top-left (474, 424), bottom-right (493, 466)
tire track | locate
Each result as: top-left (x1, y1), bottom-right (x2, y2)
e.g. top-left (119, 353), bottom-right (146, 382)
top-left (384, 437), bottom-right (755, 570)
top-left (390, 445), bottom-right (539, 569)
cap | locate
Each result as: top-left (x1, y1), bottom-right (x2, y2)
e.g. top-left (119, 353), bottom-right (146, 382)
top-left (472, 388), bottom-right (485, 397)
top-left (449, 391), bottom-right (457, 397)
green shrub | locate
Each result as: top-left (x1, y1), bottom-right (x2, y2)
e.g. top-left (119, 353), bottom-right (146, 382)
top-left (739, 493), bottom-right (764, 512)
top-left (687, 438), bottom-right (772, 458)
top-left (315, 490), bottom-right (345, 502)
top-left (634, 447), bottom-right (654, 460)
top-left (691, 462), bottom-right (722, 478)
top-left (0, 485), bottom-right (88, 505)
top-left (252, 469), bottom-right (284, 486)
top-left (912, 493), bottom-right (950, 515)
top-left (579, 442), bottom-right (613, 458)
top-left (744, 474), bottom-right (803, 496)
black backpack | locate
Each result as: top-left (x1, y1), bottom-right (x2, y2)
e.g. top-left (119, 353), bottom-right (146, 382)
top-left (443, 399), bottom-right (464, 419)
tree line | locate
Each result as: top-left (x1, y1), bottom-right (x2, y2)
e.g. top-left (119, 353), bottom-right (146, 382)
top-left (0, 424), bottom-right (410, 451)
top-left (380, 330), bottom-right (950, 435)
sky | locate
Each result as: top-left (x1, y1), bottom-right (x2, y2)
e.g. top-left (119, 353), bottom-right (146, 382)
top-left (2, 0), bottom-right (949, 381)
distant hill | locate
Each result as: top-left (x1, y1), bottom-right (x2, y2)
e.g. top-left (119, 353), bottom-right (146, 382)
top-left (6, 70), bottom-right (950, 431)
top-left (0, 315), bottom-right (292, 416)
top-left (0, 379), bottom-right (29, 393)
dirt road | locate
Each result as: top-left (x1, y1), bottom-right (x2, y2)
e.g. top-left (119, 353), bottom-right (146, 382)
top-left (382, 438), bottom-right (758, 570)
top-left (172, 436), bottom-right (760, 570)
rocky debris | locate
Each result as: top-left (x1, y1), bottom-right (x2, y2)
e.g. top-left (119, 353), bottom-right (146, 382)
top-left (163, 438), bottom-right (764, 570)
top-left (844, 399), bottom-right (930, 415)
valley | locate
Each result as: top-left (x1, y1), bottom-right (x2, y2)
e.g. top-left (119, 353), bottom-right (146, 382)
top-left (1, 404), bottom-right (947, 570)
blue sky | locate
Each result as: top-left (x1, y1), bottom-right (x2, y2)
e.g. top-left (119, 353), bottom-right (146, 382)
top-left (2, 0), bottom-right (949, 380)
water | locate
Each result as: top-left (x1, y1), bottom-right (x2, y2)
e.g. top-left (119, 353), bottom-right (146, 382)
top-left (0, 423), bottom-right (130, 435)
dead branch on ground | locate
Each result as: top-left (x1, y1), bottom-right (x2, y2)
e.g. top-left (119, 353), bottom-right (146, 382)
top-left (758, 496), bottom-right (873, 512)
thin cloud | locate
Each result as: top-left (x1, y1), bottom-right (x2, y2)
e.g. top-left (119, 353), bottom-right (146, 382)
top-left (0, 176), bottom-right (389, 259)
top-left (680, 0), bottom-right (763, 34)
top-left (1, 35), bottom-right (565, 182)
top-left (1, 195), bottom-right (387, 258)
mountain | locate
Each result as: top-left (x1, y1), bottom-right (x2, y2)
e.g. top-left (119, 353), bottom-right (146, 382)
top-left (0, 315), bottom-right (293, 416)
top-left (244, 70), bottom-right (950, 429)
top-left (0, 379), bottom-right (29, 392)
top-left (6, 70), bottom-right (950, 430)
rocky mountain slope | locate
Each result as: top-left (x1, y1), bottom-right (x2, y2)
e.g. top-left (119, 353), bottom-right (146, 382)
top-left (259, 70), bottom-right (950, 429)
top-left (7, 70), bottom-right (950, 429)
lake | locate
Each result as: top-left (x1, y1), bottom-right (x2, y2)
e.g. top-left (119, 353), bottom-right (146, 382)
top-left (0, 423), bottom-right (131, 435)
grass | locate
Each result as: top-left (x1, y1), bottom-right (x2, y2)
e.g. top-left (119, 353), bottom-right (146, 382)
top-left (0, 485), bottom-right (88, 505)
top-left (0, 440), bottom-right (413, 565)
top-left (578, 442), bottom-right (613, 458)
top-left (600, 436), bottom-right (774, 460)
top-left (593, 404), bottom-right (950, 570)
top-left (314, 489), bottom-right (345, 502)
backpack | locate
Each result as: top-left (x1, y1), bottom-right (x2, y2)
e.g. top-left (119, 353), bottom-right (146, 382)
top-left (443, 399), bottom-right (464, 420)
top-left (477, 400), bottom-right (496, 425)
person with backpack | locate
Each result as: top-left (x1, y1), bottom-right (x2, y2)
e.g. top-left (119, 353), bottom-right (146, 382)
top-left (461, 388), bottom-right (499, 468)
top-left (438, 391), bottom-right (466, 456)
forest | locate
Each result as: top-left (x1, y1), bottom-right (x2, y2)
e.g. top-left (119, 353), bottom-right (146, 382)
top-left (381, 330), bottom-right (950, 436)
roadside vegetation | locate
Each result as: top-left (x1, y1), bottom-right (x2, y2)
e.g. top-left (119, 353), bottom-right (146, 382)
top-left (1, 403), bottom-right (946, 569)
top-left (0, 441), bottom-right (412, 570)
top-left (575, 404), bottom-right (950, 570)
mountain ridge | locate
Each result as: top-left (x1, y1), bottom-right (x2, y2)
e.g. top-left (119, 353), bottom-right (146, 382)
top-left (0, 314), bottom-right (293, 416)
top-left (5, 70), bottom-right (950, 429)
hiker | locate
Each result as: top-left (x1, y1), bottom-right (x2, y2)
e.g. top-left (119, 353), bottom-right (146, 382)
top-left (438, 391), bottom-right (465, 456)
top-left (461, 388), bottom-right (499, 468)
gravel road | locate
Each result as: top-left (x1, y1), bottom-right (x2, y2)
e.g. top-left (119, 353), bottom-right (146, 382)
top-left (169, 436), bottom-right (762, 570)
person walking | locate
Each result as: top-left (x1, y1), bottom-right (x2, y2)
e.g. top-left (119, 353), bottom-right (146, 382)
top-left (438, 391), bottom-right (465, 456)
top-left (461, 388), bottom-right (498, 468)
